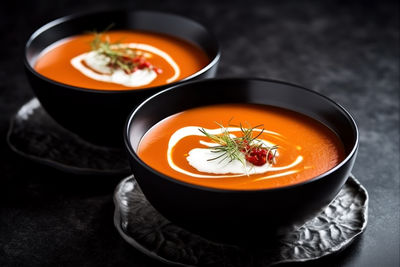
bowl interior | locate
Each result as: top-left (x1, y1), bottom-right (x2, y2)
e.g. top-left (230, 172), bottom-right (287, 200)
top-left (25, 10), bottom-right (220, 88)
top-left (126, 78), bottom-right (358, 183)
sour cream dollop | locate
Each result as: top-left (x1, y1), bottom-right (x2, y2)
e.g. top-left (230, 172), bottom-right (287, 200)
top-left (70, 43), bottom-right (180, 87)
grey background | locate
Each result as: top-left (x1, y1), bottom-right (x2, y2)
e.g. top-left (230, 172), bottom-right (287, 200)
top-left (0, 0), bottom-right (398, 266)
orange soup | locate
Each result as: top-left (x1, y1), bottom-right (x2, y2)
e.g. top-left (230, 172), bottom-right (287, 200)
top-left (34, 30), bottom-right (210, 90)
top-left (138, 104), bottom-right (345, 190)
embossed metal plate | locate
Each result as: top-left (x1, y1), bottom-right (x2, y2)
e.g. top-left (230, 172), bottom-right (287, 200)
top-left (7, 98), bottom-right (129, 175)
top-left (114, 175), bottom-right (368, 266)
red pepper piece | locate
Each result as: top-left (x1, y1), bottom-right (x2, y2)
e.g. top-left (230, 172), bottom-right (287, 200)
top-left (153, 67), bottom-right (163, 74)
top-left (245, 147), bottom-right (267, 166)
top-left (267, 151), bottom-right (274, 162)
top-left (138, 61), bottom-right (152, 69)
top-left (133, 56), bottom-right (145, 63)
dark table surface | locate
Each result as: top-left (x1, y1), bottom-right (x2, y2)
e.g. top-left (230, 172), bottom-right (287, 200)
top-left (0, 0), bottom-right (399, 266)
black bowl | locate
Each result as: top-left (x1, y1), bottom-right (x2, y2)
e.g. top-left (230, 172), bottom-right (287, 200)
top-left (124, 78), bottom-right (359, 244)
top-left (24, 10), bottom-right (220, 147)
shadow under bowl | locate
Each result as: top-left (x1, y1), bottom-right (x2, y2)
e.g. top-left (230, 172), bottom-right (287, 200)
top-left (124, 78), bottom-right (359, 244)
top-left (24, 9), bottom-right (220, 147)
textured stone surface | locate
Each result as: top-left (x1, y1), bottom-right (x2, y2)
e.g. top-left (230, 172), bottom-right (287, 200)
top-left (0, 0), bottom-right (398, 266)
top-left (114, 175), bottom-right (368, 267)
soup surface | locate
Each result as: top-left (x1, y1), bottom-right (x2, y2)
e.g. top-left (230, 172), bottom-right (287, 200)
top-left (34, 30), bottom-right (209, 90)
top-left (137, 104), bottom-right (345, 190)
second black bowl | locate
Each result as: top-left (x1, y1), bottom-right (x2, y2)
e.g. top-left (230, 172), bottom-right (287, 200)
top-left (24, 10), bottom-right (220, 147)
top-left (125, 78), bottom-right (359, 243)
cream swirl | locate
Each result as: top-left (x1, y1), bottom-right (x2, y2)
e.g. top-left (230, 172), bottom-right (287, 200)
top-left (70, 43), bottom-right (180, 87)
top-left (167, 126), bottom-right (303, 179)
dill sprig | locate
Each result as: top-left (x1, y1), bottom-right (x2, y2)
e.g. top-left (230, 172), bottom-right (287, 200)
top-left (199, 123), bottom-right (246, 166)
top-left (199, 122), bottom-right (278, 167)
top-left (89, 27), bottom-right (161, 74)
top-left (90, 31), bottom-right (138, 73)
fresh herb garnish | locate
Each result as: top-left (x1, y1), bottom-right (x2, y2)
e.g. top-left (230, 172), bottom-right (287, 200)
top-left (199, 122), bottom-right (278, 167)
top-left (89, 29), bottom-right (162, 74)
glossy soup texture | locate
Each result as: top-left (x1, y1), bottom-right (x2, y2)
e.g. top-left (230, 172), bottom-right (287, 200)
top-left (34, 30), bottom-right (210, 90)
top-left (137, 104), bottom-right (346, 190)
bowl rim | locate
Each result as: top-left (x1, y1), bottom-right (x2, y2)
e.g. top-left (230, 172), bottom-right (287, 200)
top-left (24, 9), bottom-right (221, 95)
top-left (124, 77), bottom-right (359, 193)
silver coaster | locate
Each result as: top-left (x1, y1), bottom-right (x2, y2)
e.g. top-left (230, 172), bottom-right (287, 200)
top-left (114, 174), bottom-right (368, 266)
top-left (7, 98), bottom-right (130, 175)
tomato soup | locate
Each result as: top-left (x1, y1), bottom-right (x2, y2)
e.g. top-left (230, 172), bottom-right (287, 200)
top-left (34, 30), bottom-right (210, 90)
top-left (137, 104), bottom-right (345, 190)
